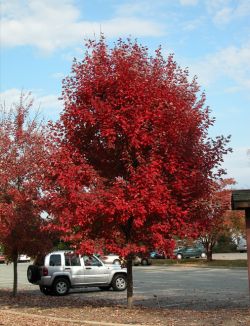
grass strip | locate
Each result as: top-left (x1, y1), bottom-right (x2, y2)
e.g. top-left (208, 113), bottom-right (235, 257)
top-left (151, 259), bottom-right (247, 268)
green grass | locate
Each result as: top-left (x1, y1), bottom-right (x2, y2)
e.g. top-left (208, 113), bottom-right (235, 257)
top-left (151, 258), bottom-right (247, 268)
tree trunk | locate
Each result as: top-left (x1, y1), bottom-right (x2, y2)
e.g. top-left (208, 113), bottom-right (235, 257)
top-left (203, 240), bottom-right (214, 262)
top-left (126, 257), bottom-right (133, 308)
top-left (12, 255), bottom-right (18, 296)
top-left (206, 249), bottom-right (213, 261)
top-left (206, 242), bottom-right (214, 261)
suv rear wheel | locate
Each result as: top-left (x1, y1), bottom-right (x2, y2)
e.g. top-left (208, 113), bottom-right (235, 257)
top-left (112, 274), bottom-right (127, 291)
top-left (53, 278), bottom-right (70, 296)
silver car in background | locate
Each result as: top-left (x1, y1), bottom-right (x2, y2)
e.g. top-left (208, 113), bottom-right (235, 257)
top-left (101, 253), bottom-right (151, 266)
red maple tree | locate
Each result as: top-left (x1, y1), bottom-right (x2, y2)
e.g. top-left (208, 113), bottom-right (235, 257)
top-left (0, 94), bottom-right (54, 296)
top-left (46, 37), bottom-right (231, 307)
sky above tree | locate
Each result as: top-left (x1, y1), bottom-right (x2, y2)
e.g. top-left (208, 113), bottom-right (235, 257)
top-left (0, 0), bottom-right (249, 188)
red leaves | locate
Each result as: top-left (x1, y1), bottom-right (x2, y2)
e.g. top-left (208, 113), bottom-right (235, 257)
top-left (0, 94), bottom-right (54, 260)
top-left (46, 37), bottom-right (231, 258)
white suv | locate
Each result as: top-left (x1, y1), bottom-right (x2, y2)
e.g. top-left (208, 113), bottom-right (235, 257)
top-left (236, 238), bottom-right (247, 253)
top-left (27, 251), bottom-right (127, 296)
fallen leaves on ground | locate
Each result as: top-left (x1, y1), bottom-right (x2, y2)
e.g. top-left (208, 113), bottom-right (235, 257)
top-left (0, 290), bottom-right (249, 326)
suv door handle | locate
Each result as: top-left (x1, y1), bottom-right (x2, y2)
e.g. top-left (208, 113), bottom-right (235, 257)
top-left (64, 268), bottom-right (71, 271)
top-left (86, 267), bottom-right (92, 270)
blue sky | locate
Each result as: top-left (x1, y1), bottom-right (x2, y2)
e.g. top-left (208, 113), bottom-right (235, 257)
top-left (0, 0), bottom-right (249, 188)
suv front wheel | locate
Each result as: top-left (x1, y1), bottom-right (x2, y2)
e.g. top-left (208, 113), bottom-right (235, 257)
top-left (53, 278), bottom-right (70, 296)
top-left (112, 274), bottom-right (127, 291)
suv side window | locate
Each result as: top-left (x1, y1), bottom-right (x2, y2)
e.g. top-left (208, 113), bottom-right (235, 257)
top-left (65, 253), bottom-right (81, 266)
top-left (83, 255), bottom-right (102, 267)
top-left (49, 254), bottom-right (61, 266)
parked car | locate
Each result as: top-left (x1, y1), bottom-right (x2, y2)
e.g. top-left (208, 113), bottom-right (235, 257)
top-left (174, 245), bottom-right (206, 259)
top-left (236, 238), bottom-right (247, 253)
top-left (18, 255), bottom-right (31, 262)
top-left (99, 254), bottom-right (122, 265)
top-left (0, 252), bottom-right (5, 264)
top-left (100, 253), bottom-right (151, 266)
top-left (133, 255), bottom-right (152, 266)
top-left (27, 251), bottom-right (127, 296)
top-left (150, 251), bottom-right (166, 259)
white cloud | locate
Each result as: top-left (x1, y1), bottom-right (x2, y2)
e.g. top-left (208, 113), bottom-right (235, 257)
top-left (51, 72), bottom-right (66, 80)
top-left (223, 147), bottom-right (250, 189)
top-left (182, 17), bottom-right (204, 31)
top-left (180, 0), bottom-right (199, 6)
top-left (235, 1), bottom-right (250, 17)
top-left (0, 89), bottom-right (26, 109)
top-left (189, 44), bottom-right (250, 91)
top-left (205, 0), bottom-right (231, 13)
top-left (101, 17), bottom-right (163, 37)
top-left (213, 7), bottom-right (233, 25)
top-left (115, 1), bottom-right (155, 16)
top-left (1, 0), bottom-right (164, 53)
top-left (206, 0), bottom-right (250, 25)
top-left (0, 88), bottom-right (63, 120)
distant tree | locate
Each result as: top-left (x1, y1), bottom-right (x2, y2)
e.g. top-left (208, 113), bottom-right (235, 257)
top-left (0, 94), bottom-right (54, 296)
top-left (46, 37), bottom-right (231, 307)
top-left (193, 178), bottom-right (236, 261)
top-left (224, 210), bottom-right (245, 243)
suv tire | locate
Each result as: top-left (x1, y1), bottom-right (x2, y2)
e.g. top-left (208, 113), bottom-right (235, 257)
top-left (53, 278), bottom-right (70, 296)
top-left (112, 274), bottom-right (127, 291)
top-left (27, 265), bottom-right (40, 283)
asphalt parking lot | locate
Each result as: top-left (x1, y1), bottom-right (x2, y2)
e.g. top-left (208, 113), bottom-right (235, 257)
top-left (0, 253), bottom-right (249, 310)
